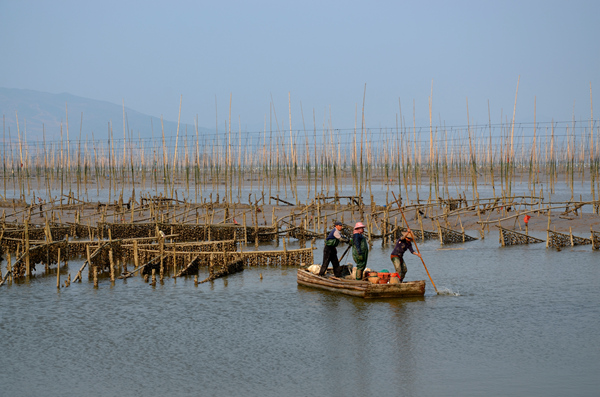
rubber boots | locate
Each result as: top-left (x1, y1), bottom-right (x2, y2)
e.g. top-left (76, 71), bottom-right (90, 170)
top-left (356, 268), bottom-right (363, 280)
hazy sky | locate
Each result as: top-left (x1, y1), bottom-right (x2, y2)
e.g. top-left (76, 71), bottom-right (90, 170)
top-left (1, 0), bottom-right (598, 133)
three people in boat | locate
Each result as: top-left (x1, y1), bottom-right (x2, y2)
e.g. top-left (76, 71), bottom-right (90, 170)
top-left (319, 221), bottom-right (349, 277)
top-left (352, 222), bottom-right (369, 280)
top-left (320, 222), bottom-right (420, 283)
top-left (390, 229), bottom-right (421, 282)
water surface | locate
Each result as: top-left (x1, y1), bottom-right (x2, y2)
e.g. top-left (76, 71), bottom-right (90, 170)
top-left (1, 234), bottom-right (599, 396)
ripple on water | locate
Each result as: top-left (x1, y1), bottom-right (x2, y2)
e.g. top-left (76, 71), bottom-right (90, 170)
top-left (1, 238), bottom-right (599, 397)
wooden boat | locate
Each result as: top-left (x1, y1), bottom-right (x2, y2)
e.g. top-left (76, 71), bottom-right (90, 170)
top-left (297, 269), bottom-right (425, 298)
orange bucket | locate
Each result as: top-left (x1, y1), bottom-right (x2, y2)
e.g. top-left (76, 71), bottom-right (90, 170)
top-left (378, 272), bottom-right (390, 282)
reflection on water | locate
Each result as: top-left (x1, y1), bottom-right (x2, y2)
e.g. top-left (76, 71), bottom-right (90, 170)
top-left (1, 235), bottom-right (599, 397)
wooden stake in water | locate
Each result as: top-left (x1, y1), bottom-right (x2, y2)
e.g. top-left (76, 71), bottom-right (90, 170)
top-left (134, 240), bottom-right (139, 269)
top-left (24, 220), bottom-right (30, 276)
top-left (56, 248), bottom-right (61, 289)
top-left (109, 248), bottom-right (115, 282)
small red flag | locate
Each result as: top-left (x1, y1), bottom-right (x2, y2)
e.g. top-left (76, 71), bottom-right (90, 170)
top-left (524, 215), bottom-right (531, 224)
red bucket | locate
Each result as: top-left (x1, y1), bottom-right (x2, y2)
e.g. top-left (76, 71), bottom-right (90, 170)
top-left (378, 272), bottom-right (390, 282)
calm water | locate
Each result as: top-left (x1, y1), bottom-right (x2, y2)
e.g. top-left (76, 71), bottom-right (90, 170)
top-left (14, 177), bottom-right (598, 210)
top-left (1, 233), bottom-right (599, 397)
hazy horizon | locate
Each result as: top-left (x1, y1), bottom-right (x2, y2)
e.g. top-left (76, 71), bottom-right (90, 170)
top-left (1, 0), bottom-right (599, 137)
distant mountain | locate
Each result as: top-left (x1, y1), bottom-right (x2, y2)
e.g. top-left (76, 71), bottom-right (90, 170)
top-left (0, 87), bottom-right (212, 142)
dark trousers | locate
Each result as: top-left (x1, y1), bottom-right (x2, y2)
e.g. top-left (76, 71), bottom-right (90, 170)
top-left (319, 245), bottom-right (341, 277)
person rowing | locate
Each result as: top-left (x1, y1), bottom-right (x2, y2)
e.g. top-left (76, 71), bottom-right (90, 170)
top-left (390, 229), bottom-right (421, 282)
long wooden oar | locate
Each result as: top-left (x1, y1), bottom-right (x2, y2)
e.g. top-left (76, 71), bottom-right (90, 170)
top-left (337, 244), bottom-right (352, 263)
top-left (391, 192), bottom-right (438, 293)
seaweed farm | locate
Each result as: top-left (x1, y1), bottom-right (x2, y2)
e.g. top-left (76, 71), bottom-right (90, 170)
top-left (0, 113), bottom-right (599, 288)
top-left (3, 0), bottom-right (600, 394)
top-left (3, 114), bottom-right (599, 204)
top-left (1, 116), bottom-right (599, 397)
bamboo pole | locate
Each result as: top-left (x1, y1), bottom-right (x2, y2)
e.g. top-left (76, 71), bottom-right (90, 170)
top-left (56, 248), bottom-right (61, 289)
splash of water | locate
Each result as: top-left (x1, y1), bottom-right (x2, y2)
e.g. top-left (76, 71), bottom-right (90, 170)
top-left (436, 287), bottom-right (461, 296)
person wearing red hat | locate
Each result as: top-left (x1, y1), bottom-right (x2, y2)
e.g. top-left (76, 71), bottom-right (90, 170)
top-left (352, 222), bottom-right (369, 280)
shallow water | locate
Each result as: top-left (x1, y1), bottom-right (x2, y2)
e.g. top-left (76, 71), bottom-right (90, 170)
top-left (13, 176), bottom-right (597, 210)
top-left (1, 232), bottom-right (599, 397)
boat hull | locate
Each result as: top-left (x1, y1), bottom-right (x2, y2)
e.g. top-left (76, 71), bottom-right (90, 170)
top-left (297, 269), bottom-right (425, 298)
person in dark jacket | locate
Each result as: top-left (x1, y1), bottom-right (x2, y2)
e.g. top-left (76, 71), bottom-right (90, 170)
top-left (352, 222), bottom-right (369, 280)
top-left (319, 221), bottom-right (347, 277)
top-left (390, 230), bottom-right (421, 282)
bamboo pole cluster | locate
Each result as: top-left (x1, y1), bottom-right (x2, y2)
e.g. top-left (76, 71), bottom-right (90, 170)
top-left (2, 105), bottom-right (599, 211)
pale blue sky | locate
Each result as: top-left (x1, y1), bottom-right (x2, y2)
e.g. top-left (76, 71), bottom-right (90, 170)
top-left (1, 0), bottom-right (598, 133)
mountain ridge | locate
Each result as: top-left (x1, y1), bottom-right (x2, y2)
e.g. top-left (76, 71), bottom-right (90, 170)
top-left (0, 87), bottom-right (212, 142)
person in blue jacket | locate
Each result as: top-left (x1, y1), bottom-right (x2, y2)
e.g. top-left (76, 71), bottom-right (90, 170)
top-left (318, 221), bottom-right (348, 277)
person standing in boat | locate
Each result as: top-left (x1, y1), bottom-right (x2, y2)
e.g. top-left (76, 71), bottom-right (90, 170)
top-left (390, 229), bottom-right (421, 282)
top-left (352, 222), bottom-right (369, 280)
top-left (318, 221), bottom-right (348, 277)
